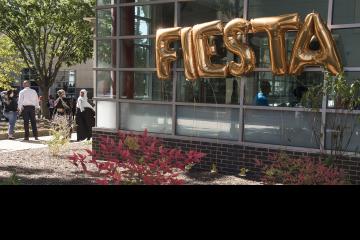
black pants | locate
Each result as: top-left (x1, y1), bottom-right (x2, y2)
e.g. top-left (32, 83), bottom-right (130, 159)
top-left (23, 106), bottom-right (38, 138)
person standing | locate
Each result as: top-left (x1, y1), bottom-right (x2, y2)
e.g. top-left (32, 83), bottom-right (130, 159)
top-left (3, 90), bottom-right (18, 140)
top-left (76, 89), bottom-right (95, 141)
top-left (54, 89), bottom-right (73, 138)
top-left (18, 81), bottom-right (40, 141)
top-left (48, 95), bottom-right (55, 119)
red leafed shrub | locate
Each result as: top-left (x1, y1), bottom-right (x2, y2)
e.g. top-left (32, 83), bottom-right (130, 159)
top-left (255, 152), bottom-right (347, 185)
top-left (69, 130), bottom-right (206, 185)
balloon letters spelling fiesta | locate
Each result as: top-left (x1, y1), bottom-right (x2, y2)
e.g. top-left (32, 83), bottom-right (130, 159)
top-left (156, 13), bottom-right (342, 81)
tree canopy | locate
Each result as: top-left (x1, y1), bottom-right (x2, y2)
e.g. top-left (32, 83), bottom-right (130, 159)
top-left (0, 34), bottom-right (26, 90)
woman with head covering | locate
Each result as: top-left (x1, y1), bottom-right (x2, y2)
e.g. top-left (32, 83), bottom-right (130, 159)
top-left (53, 89), bottom-right (73, 138)
top-left (76, 89), bottom-right (95, 141)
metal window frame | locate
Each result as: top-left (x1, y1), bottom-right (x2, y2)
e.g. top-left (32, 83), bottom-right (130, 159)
top-left (94, 0), bottom-right (360, 153)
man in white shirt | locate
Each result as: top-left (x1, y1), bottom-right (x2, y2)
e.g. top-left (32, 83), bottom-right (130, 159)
top-left (18, 81), bottom-right (40, 141)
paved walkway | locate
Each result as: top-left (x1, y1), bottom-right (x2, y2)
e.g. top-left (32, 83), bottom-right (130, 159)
top-left (0, 134), bottom-right (78, 153)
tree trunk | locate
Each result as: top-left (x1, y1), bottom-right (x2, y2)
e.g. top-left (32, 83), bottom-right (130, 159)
top-left (40, 85), bottom-right (51, 120)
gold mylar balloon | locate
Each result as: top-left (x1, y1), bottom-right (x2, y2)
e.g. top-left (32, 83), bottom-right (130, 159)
top-left (251, 13), bottom-right (301, 75)
top-left (192, 20), bottom-right (228, 78)
top-left (156, 27), bottom-right (181, 80)
top-left (289, 13), bottom-right (342, 76)
top-left (181, 27), bottom-right (199, 81)
top-left (223, 18), bottom-right (256, 76)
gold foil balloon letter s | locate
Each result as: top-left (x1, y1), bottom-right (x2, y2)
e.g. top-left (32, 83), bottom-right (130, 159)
top-left (156, 27), bottom-right (181, 80)
top-left (223, 18), bottom-right (255, 76)
top-left (289, 13), bottom-right (342, 76)
top-left (192, 20), bottom-right (228, 78)
top-left (251, 13), bottom-right (301, 75)
top-left (181, 27), bottom-right (199, 81)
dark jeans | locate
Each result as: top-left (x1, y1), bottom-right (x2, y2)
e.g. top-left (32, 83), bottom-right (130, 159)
top-left (23, 106), bottom-right (38, 138)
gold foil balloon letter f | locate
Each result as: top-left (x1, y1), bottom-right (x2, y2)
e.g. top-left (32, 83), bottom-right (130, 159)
top-left (156, 27), bottom-right (181, 80)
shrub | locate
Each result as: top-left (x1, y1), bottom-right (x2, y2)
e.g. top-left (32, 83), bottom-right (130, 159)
top-left (48, 116), bottom-right (71, 156)
top-left (69, 130), bottom-right (206, 185)
top-left (255, 152), bottom-right (347, 185)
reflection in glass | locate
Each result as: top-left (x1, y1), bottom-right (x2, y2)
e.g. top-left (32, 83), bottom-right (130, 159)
top-left (332, 29), bottom-right (360, 68)
top-left (121, 103), bottom-right (172, 134)
top-left (120, 72), bottom-right (172, 101)
top-left (97, 71), bottom-right (116, 98)
top-left (333, 0), bottom-right (360, 24)
top-left (97, 8), bottom-right (116, 37)
top-left (120, 38), bottom-right (155, 68)
top-left (97, 40), bottom-right (116, 68)
top-left (244, 110), bottom-right (321, 148)
top-left (326, 114), bottom-right (360, 152)
top-left (177, 73), bottom-right (241, 105)
top-left (97, 0), bottom-right (116, 5)
top-left (245, 71), bottom-right (323, 108)
top-left (248, 0), bottom-right (328, 20)
top-left (177, 106), bottom-right (240, 140)
top-left (120, 4), bottom-right (174, 36)
top-left (97, 101), bottom-right (117, 129)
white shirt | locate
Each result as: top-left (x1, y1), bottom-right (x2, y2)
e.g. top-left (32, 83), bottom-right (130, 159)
top-left (18, 87), bottom-right (40, 110)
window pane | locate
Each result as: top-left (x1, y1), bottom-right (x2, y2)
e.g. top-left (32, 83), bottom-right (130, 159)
top-left (96, 71), bottom-right (116, 98)
top-left (333, 0), bottom-right (360, 24)
top-left (176, 73), bottom-right (241, 105)
top-left (333, 29), bottom-right (360, 67)
top-left (97, 101), bottom-right (117, 129)
top-left (180, 0), bottom-right (244, 26)
top-left (119, 38), bottom-right (155, 68)
top-left (248, 32), bottom-right (297, 68)
top-left (176, 106), bottom-right (240, 140)
top-left (326, 114), bottom-right (360, 152)
top-left (120, 103), bottom-right (172, 134)
top-left (97, 0), bottom-right (116, 6)
top-left (97, 8), bottom-right (116, 37)
top-left (244, 110), bottom-right (321, 148)
top-left (119, 72), bottom-right (172, 101)
top-left (97, 40), bottom-right (116, 68)
top-left (248, 0), bottom-right (328, 21)
top-left (327, 72), bottom-right (360, 109)
top-left (245, 71), bottom-right (323, 107)
top-left (120, 4), bottom-right (174, 36)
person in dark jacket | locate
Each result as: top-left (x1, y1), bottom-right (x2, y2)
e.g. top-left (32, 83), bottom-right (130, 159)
top-left (53, 89), bottom-right (73, 138)
top-left (76, 89), bottom-right (95, 141)
top-left (3, 90), bottom-right (18, 139)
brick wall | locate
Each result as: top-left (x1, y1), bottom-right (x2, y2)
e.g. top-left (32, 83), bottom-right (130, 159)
top-left (93, 130), bottom-right (360, 184)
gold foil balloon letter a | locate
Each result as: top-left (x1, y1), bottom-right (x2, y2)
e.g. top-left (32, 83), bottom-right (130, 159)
top-left (289, 13), bottom-right (342, 76)
top-left (156, 27), bottom-right (181, 80)
top-left (223, 18), bottom-right (255, 76)
top-left (181, 27), bottom-right (199, 81)
top-left (192, 20), bottom-right (228, 78)
top-left (251, 14), bottom-right (301, 75)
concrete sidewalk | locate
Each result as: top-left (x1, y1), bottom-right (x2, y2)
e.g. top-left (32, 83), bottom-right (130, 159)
top-left (0, 134), bottom-right (78, 153)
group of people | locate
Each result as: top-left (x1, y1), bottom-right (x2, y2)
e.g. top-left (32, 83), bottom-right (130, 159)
top-left (1, 81), bottom-right (95, 141)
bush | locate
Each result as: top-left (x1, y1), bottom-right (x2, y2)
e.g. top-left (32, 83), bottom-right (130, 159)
top-left (48, 116), bottom-right (71, 156)
top-left (69, 130), bottom-right (206, 185)
top-left (255, 152), bottom-right (347, 185)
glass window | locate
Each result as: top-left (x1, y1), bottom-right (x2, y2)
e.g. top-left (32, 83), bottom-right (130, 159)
top-left (180, 0), bottom-right (244, 26)
top-left (325, 114), bottom-right (360, 152)
top-left (97, 71), bottom-right (116, 98)
top-left (119, 4), bottom-right (174, 36)
top-left (97, 8), bottom-right (116, 37)
top-left (245, 71), bottom-right (323, 108)
top-left (333, 0), bottom-right (360, 24)
top-left (97, 0), bottom-right (116, 6)
top-left (119, 72), bottom-right (172, 101)
top-left (119, 38), bottom-right (155, 68)
top-left (97, 40), bottom-right (116, 68)
top-left (332, 29), bottom-right (360, 67)
top-left (176, 73), bottom-right (241, 105)
top-left (248, 32), bottom-right (297, 68)
top-left (248, 0), bottom-right (328, 21)
top-left (244, 110), bottom-right (321, 148)
top-left (97, 101), bottom-right (117, 129)
top-left (176, 106), bottom-right (240, 140)
top-left (120, 103), bottom-right (172, 134)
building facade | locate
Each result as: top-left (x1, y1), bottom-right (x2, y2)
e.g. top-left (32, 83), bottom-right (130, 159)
top-left (94, 0), bottom-right (360, 183)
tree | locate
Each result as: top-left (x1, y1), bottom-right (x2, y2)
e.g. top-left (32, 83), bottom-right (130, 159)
top-left (0, 34), bottom-right (26, 90)
top-left (0, 0), bottom-right (95, 119)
